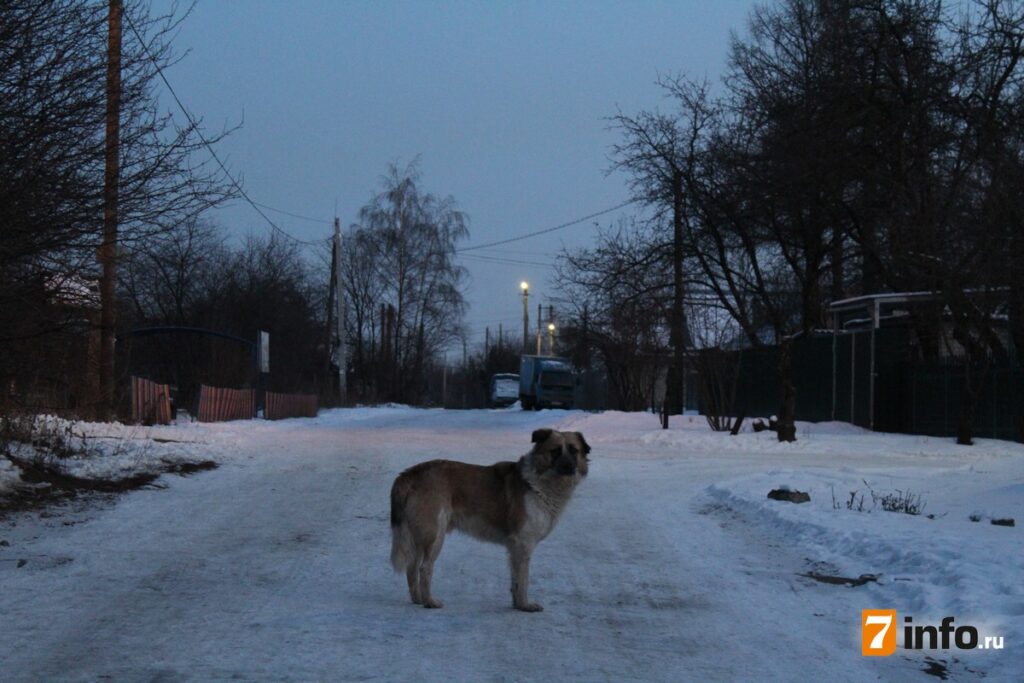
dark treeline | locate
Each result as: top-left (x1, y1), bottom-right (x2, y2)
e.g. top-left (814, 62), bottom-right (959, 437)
top-left (121, 222), bottom-right (325, 412)
top-left (557, 0), bottom-right (1024, 442)
top-left (122, 160), bottom-right (476, 411)
top-left (0, 0), bottom-right (235, 414)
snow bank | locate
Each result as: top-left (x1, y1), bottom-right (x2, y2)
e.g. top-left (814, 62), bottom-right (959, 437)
top-left (0, 457), bottom-right (18, 495)
top-left (700, 448), bottom-right (1022, 675)
top-left (1, 415), bottom-right (233, 492)
top-left (558, 409), bottom-right (1023, 674)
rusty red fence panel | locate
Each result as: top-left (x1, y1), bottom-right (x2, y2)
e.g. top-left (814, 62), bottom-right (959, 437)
top-left (131, 376), bottom-right (172, 425)
top-left (197, 385), bottom-right (255, 422)
top-left (264, 391), bottom-right (318, 420)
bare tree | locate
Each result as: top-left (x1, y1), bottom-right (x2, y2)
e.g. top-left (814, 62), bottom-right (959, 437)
top-left (707, 0), bottom-right (1024, 442)
top-left (120, 218), bottom-right (225, 325)
top-left (608, 75), bottom-right (713, 418)
top-left (555, 220), bottom-right (672, 410)
top-left (346, 161), bottom-right (469, 402)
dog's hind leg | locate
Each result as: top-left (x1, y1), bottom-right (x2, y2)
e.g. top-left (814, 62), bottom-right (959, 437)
top-left (417, 530), bottom-right (446, 609)
top-left (406, 560), bottom-right (423, 604)
top-left (391, 521), bottom-right (423, 604)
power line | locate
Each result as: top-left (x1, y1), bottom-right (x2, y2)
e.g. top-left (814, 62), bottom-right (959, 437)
top-left (252, 201), bottom-right (333, 225)
top-left (471, 247), bottom-right (558, 257)
top-left (123, 12), bottom-right (329, 248)
top-left (460, 253), bottom-right (556, 269)
top-left (128, 10), bottom-right (634, 255)
top-left (457, 199), bottom-right (637, 253)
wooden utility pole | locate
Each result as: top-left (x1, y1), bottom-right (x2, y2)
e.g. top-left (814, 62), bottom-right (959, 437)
top-left (521, 283), bottom-right (529, 353)
top-left (442, 364), bottom-right (448, 407)
top-left (325, 224), bottom-right (337, 398)
top-left (536, 303), bottom-right (542, 355)
top-left (379, 303), bottom-right (387, 399)
top-left (333, 218), bottom-right (347, 403)
top-left (666, 169), bottom-right (689, 425)
top-left (97, 0), bottom-right (122, 417)
top-left (581, 305), bottom-right (589, 369)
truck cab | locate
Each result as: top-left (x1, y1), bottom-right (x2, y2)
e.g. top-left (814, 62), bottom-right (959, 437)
top-left (519, 355), bottom-right (576, 410)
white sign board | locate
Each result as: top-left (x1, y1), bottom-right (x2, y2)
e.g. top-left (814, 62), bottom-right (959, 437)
top-left (259, 331), bottom-right (270, 373)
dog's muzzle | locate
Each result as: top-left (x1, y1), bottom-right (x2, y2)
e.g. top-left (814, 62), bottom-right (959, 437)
top-left (554, 455), bottom-right (577, 476)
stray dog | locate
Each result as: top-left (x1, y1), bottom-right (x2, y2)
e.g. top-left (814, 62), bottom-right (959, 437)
top-left (389, 428), bottom-right (590, 611)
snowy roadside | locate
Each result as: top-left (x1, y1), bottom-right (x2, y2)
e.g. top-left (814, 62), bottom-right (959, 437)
top-left (0, 415), bottom-right (230, 504)
top-left (0, 405), bottom-right (464, 501)
top-left (556, 410), bottom-right (1023, 678)
top-left (683, 425), bottom-right (1023, 679)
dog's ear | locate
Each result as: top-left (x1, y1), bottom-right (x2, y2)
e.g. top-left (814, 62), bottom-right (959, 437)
top-left (575, 432), bottom-right (591, 457)
top-left (531, 428), bottom-right (553, 445)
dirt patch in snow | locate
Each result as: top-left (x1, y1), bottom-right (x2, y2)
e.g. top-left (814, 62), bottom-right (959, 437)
top-left (0, 455), bottom-right (218, 517)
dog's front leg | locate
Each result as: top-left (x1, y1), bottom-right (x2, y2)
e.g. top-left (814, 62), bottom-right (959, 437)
top-left (508, 543), bottom-right (542, 612)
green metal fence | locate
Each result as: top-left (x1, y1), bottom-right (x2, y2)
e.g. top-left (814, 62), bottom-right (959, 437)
top-left (908, 362), bottom-right (1024, 441)
top-left (722, 329), bottom-right (1023, 441)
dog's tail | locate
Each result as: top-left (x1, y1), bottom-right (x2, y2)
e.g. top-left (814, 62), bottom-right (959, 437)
top-left (389, 474), bottom-right (415, 572)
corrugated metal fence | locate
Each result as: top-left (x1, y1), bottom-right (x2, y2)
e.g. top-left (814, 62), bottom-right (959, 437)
top-left (265, 391), bottom-right (318, 420)
top-left (197, 385), bottom-right (255, 422)
top-left (130, 382), bottom-right (319, 424)
top-left (131, 376), bottom-right (172, 425)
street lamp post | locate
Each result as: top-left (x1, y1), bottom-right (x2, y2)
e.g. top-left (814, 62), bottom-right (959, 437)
top-left (548, 323), bottom-right (556, 355)
top-left (520, 281), bottom-right (529, 353)
top-left (536, 303), bottom-right (542, 355)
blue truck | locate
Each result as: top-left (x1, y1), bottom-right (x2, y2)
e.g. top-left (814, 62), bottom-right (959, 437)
top-left (519, 355), bottom-right (576, 410)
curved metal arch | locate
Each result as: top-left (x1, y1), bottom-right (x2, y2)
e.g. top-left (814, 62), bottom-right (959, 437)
top-left (127, 326), bottom-right (256, 350)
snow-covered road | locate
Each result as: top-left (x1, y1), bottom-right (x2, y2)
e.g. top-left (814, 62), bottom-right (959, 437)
top-left (1, 407), bottom-right (1019, 681)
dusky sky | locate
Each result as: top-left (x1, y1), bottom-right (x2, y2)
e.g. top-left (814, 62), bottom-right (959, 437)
top-left (151, 0), bottom-right (756, 353)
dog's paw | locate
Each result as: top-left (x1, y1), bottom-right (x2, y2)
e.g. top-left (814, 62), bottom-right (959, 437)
top-left (422, 598), bottom-right (444, 609)
top-left (514, 602), bottom-right (544, 613)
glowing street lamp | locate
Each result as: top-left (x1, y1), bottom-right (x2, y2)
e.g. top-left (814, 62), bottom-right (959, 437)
top-left (547, 322), bottom-right (556, 355)
top-left (520, 281), bottom-right (530, 352)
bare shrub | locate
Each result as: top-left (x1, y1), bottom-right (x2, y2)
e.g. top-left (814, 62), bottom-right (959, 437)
top-left (831, 481), bottom-right (927, 516)
top-left (872, 488), bottom-right (926, 516)
top-left (695, 348), bottom-right (741, 432)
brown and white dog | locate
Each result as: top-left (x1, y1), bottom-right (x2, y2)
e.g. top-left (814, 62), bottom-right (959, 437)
top-left (389, 428), bottom-right (590, 611)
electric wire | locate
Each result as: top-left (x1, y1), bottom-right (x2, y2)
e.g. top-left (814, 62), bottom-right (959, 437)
top-left (251, 201), bottom-right (333, 225)
top-left (126, 13), bottom-right (640, 259)
top-left (457, 199), bottom-right (637, 253)
top-left (123, 11), bottom-right (329, 247)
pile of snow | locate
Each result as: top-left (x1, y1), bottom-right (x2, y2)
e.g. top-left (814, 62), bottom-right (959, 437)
top-left (1, 415), bottom-right (232, 494)
top-left (709, 465), bottom-right (1020, 613)
top-left (677, 423), bottom-right (1023, 671)
top-left (0, 457), bottom-right (18, 496)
